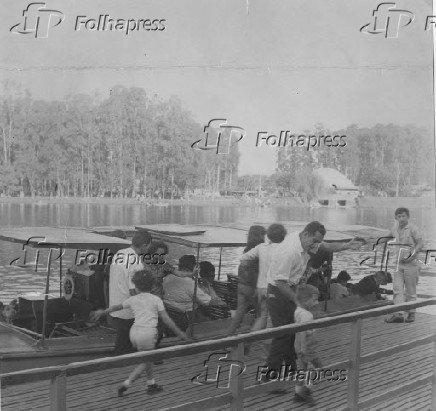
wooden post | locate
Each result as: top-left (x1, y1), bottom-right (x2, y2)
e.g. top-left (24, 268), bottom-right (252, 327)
top-left (59, 247), bottom-right (63, 297)
top-left (50, 371), bottom-right (67, 411)
top-left (347, 318), bottom-right (362, 411)
top-left (41, 248), bottom-right (53, 348)
top-left (218, 248), bottom-right (223, 280)
top-left (230, 342), bottom-right (245, 411)
top-left (190, 245), bottom-right (201, 336)
top-left (432, 332), bottom-right (436, 410)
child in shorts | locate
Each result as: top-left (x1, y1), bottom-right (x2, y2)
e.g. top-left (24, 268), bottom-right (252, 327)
top-left (92, 268), bottom-right (189, 397)
top-left (294, 284), bottom-right (322, 406)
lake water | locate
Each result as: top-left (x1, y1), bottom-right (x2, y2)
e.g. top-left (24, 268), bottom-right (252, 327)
top-left (0, 202), bottom-right (435, 313)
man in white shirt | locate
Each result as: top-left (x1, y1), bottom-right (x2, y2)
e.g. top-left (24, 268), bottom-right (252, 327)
top-left (382, 207), bottom-right (423, 323)
top-left (109, 231), bottom-right (152, 355)
top-left (264, 221), bottom-right (326, 379)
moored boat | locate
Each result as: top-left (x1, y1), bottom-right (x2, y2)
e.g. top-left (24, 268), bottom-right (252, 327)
top-left (0, 222), bottom-right (397, 372)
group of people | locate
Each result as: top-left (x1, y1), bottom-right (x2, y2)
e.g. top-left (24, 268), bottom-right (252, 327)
top-left (227, 207), bottom-right (423, 405)
top-left (90, 206), bottom-right (423, 404)
top-left (91, 230), bottom-right (225, 396)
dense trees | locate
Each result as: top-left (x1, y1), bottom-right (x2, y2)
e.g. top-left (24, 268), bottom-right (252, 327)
top-left (0, 82), bottom-right (433, 198)
top-left (0, 83), bottom-right (239, 198)
top-left (276, 123), bottom-right (434, 197)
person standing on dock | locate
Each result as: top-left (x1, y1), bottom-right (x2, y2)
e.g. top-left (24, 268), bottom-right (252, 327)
top-left (227, 225), bottom-right (266, 336)
top-left (263, 221), bottom-right (326, 380)
top-left (294, 284), bottom-right (322, 405)
top-left (262, 221), bottom-right (362, 382)
top-left (92, 269), bottom-right (189, 396)
top-left (383, 207), bottom-right (423, 323)
top-left (228, 224), bottom-right (287, 336)
top-left (109, 231), bottom-right (152, 355)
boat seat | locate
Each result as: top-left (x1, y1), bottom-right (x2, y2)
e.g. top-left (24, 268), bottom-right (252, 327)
top-left (225, 275), bottom-right (239, 310)
top-left (32, 298), bottom-right (93, 336)
top-left (199, 304), bottom-right (231, 320)
top-left (162, 304), bottom-right (190, 336)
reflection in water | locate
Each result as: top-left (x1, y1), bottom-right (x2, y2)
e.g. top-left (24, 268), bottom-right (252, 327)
top-left (0, 202), bottom-right (434, 303)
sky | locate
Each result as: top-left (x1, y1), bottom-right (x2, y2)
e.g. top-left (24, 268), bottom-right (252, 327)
top-left (0, 0), bottom-right (434, 175)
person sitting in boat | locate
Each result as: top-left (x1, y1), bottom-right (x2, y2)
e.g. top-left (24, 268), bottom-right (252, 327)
top-left (303, 247), bottom-right (332, 301)
top-left (0, 300), bottom-right (18, 323)
top-left (163, 255), bottom-right (225, 320)
top-left (198, 261), bottom-right (221, 301)
top-left (329, 271), bottom-right (351, 301)
top-left (350, 271), bottom-right (392, 299)
top-left (146, 241), bottom-right (174, 299)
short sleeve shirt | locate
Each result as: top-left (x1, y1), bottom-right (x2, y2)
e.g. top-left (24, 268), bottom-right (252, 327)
top-left (294, 306), bottom-right (317, 359)
top-left (267, 232), bottom-right (310, 287)
top-left (122, 293), bottom-right (164, 328)
top-left (389, 222), bottom-right (422, 266)
top-left (240, 242), bottom-right (282, 289)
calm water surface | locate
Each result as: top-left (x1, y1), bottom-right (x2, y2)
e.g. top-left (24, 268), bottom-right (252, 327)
top-left (0, 203), bottom-right (435, 308)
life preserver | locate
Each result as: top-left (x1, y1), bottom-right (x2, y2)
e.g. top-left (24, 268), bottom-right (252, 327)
top-left (63, 274), bottom-right (75, 301)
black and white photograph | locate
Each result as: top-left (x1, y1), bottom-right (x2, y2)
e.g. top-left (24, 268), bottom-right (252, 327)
top-left (0, 0), bottom-right (435, 410)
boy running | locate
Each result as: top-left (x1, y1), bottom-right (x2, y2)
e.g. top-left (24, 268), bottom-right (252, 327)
top-left (92, 268), bottom-right (189, 396)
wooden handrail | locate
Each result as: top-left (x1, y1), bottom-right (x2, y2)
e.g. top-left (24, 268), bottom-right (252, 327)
top-left (1, 298), bottom-right (436, 411)
top-left (2, 298), bottom-right (436, 384)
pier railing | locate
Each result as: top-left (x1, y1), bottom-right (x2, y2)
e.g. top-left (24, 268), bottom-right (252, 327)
top-left (2, 298), bottom-right (436, 411)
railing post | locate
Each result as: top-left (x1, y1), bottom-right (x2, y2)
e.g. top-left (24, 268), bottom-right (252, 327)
top-left (229, 342), bottom-right (245, 411)
top-left (50, 370), bottom-right (67, 411)
top-left (347, 318), bottom-right (362, 411)
top-left (432, 332), bottom-right (436, 410)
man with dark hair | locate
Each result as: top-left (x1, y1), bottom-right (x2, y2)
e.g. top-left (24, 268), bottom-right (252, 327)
top-left (163, 255), bottom-right (224, 316)
top-left (109, 231), bottom-right (152, 355)
top-left (350, 271), bottom-right (392, 298)
top-left (382, 207), bottom-right (423, 323)
top-left (261, 221), bottom-right (364, 382)
top-left (263, 221), bottom-right (326, 381)
top-left (178, 255), bottom-right (197, 272)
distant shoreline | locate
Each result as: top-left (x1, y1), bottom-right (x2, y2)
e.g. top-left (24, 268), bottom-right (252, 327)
top-left (0, 195), bottom-right (433, 208)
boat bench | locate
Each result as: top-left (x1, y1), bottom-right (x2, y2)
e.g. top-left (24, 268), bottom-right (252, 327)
top-left (17, 297), bottom-right (94, 337)
top-left (213, 278), bottom-right (239, 310)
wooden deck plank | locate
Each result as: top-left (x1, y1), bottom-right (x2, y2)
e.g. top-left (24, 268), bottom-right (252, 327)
top-left (1, 312), bottom-right (435, 411)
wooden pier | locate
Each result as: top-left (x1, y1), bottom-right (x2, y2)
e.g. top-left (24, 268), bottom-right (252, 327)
top-left (1, 300), bottom-right (436, 411)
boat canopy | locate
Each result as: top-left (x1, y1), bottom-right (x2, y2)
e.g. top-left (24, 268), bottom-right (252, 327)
top-left (135, 222), bottom-right (385, 248)
top-left (136, 225), bottom-right (246, 248)
top-left (0, 227), bottom-right (131, 251)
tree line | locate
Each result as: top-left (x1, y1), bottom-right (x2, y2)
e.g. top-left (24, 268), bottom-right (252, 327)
top-left (273, 123), bottom-right (434, 199)
top-left (0, 82), bottom-right (238, 198)
top-left (0, 82), bottom-right (433, 198)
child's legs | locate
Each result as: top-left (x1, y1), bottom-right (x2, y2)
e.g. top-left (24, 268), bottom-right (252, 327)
top-left (296, 356), bottom-right (309, 389)
top-left (403, 265), bottom-right (419, 313)
top-left (127, 326), bottom-right (158, 384)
